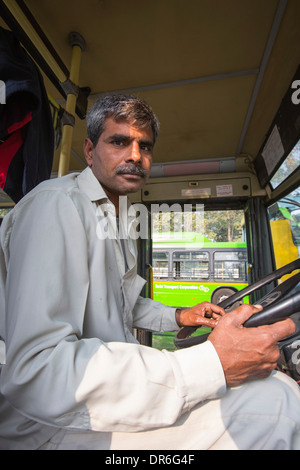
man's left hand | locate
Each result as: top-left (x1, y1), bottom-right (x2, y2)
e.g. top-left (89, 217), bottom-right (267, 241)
top-left (175, 302), bottom-right (226, 328)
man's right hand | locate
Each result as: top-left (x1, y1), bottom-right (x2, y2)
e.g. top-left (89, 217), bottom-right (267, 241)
top-left (208, 304), bottom-right (296, 387)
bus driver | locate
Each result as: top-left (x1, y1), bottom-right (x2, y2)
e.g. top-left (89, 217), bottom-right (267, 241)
top-left (0, 94), bottom-right (299, 450)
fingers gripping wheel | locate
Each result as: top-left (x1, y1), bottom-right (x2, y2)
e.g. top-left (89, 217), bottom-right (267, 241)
top-left (174, 259), bottom-right (300, 349)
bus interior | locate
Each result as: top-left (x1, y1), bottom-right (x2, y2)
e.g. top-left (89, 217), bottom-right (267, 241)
top-left (0, 0), bottom-right (300, 356)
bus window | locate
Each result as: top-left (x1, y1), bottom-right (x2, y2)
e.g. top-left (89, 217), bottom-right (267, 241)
top-left (151, 210), bottom-right (248, 351)
top-left (152, 251), bottom-right (169, 279)
top-left (268, 190), bottom-right (300, 282)
top-left (213, 251), bottom-right (247, 282)
top-left (266, 138), bottom-right (300, 281)
top-left (270, 140), bottom-right (300, 190)
top-left (172, 251), bottom-right (209, 280)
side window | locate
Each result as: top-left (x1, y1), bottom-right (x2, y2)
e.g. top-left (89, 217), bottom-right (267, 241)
top-left (152, 251), bottom-right (169, 279)
top-left (267, 190), bottom-right (300, 280)
top-left (213, 251), bottom-right (247, 282)
top-left (267, 139), bottom-right (299, 281)
top-left (172, 251), bottom-right (209, 280)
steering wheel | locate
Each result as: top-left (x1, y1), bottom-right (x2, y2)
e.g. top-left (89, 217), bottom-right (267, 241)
top-left (174, 258), bottom-right (300, 349)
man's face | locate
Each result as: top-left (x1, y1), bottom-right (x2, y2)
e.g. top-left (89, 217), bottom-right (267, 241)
top-left (84, 117), bottom-right (153, 202)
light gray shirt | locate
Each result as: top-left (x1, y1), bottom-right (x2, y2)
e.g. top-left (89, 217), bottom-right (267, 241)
top-left (0, 167), bottom-right (226, 449)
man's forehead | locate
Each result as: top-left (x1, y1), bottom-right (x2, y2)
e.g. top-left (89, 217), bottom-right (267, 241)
top-left (102, 116), bottom-right (154, 139)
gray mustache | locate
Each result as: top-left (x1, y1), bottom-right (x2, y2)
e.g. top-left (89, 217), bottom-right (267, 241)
top-left (115, 164), bottom-right (147, 177)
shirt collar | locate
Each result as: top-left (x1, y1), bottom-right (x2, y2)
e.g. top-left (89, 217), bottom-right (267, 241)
top-left (76, 167), bottom-right (135, 220)
top-left (76, 166), bottom-right (108, 202)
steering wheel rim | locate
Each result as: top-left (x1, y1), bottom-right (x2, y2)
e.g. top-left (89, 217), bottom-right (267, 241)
top-left (174, 258), bottom-right (300, 349)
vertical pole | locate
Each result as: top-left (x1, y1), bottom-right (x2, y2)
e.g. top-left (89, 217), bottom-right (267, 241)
top-left (58, 32), bottom-right (85, 177)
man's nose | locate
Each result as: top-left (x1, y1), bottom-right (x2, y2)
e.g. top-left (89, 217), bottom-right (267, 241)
top-left (126, 141), bottom-right (142, 162)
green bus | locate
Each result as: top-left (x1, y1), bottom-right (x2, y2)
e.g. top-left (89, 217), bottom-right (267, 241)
top-left (152, 232), bottom-right (248, 309)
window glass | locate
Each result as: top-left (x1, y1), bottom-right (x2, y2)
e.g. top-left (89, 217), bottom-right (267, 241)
top-left (270, 139), bottom-right (300, 189)
top-left (268, 189), bottom-right (300, 278)
top-left (214, 251), bottom-right (247, 261)
top-left (172, 251), bottom-right (209, 280)
top-left (213, 251), bottom-right (247, 281)
top-left (152, 251), bottom-right (169, 278)
top-left (153, 252), bottom-right (168, 260)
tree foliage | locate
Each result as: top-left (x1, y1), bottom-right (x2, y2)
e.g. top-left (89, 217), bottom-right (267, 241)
top-left (152, 209), bottom-right (244, 242)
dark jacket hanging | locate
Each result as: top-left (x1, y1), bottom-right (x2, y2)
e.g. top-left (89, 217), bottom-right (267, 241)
top-left (0, 26), bottom-right (54, 203)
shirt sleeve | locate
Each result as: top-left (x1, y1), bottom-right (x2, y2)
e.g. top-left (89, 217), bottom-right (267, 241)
top-left (0, 189), bottom-right (226, 433)
top-left (132, 296), bottom-right (179, 332)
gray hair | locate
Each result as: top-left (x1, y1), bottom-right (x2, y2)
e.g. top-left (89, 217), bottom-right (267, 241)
top-left (86, 94), bottom-right (160, 146)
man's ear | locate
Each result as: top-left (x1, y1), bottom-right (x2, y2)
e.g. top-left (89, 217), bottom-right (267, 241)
top-left (83, 138), bottom-right (94, 167)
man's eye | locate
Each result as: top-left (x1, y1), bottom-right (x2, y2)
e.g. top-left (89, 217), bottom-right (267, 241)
top-left (140, 144), bottom-right (153, 152)
top-left (113, 140), bottom-right (125, 146)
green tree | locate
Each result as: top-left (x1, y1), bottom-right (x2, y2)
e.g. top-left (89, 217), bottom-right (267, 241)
top-left (152, 208), bottom-right (244, 242)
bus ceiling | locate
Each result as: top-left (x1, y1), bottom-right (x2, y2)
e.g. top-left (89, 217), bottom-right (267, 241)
top-left (0, 0), bottom-right (299, 205)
